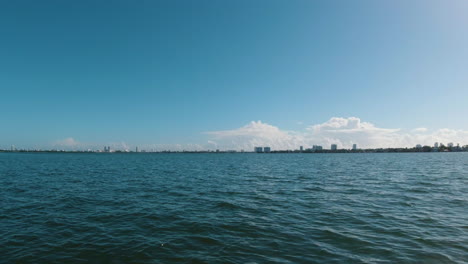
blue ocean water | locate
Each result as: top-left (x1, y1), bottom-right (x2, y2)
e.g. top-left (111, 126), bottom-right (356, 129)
top-left (0, 152), bottom-right (467, 263)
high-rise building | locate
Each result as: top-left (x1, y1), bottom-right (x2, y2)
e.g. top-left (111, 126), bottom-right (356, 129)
top-left (416, 144), bottom-right (422, 149)
top-left (352, 144), bottom-right (357, 150)
top-left (264, 147), bottom-right (271, 153)
top-left (448, 142), bottom-right (454, 148)
top-left (331, 144), bottom-right (337, 151)
top-left (254, 147), bottom-right (263, 153)
top-left (136, 146), bottom-right (139, 153)
top-left (434, 142), bottom-right (439, 148)
top-left (312, 145), bottom-right (323, 151)
top-left (300, 146), bottom-right (303, 151)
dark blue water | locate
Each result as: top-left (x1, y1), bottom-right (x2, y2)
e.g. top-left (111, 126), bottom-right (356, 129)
top-left (1, 153), bottom-right (467, 263)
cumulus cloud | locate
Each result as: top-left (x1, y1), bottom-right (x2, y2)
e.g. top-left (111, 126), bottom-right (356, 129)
top-left (54, 137), bottom-right (80, 147)
top-left (49, 118), bottom-right (468, 151)
top-left (308, 117), bottom-right (398, 133)
top-left (205, 121), bottom-right (308, 150)
top-left (412, 127), bottom-right (428, 133)
top-left (205, 117), bottom-right (468, 150)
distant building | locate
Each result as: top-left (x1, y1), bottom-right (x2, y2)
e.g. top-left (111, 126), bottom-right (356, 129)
top-left (448, 142), bottom-right (454, 148)
top-left (352, 144), bottom-right (357, 151)
top-left (434, 142), bottom-right (439, 148)
top-left (312, 145), bottom-right (323, 151)
top-left (331, 144), bottom-right (337, 151)
top-left (254, 147), bottom-right (263, 153)
top-left (416, 144), bottom-right (422, 149)
top-left (264, 147), bottom-right (271, 153)
top-left (300, 146), bottom-right (303, 152)
top-left (136, 146), bottom-right (139, 153)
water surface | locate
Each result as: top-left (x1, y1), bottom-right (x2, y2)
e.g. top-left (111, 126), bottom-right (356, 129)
top-left (1, 153), bottom-right (467, 263)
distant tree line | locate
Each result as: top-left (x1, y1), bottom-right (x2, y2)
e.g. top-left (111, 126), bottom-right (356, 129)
top-left (1, 144), bottom-right (468, 154)
top-left (271, 145), bottom-right (468, 153)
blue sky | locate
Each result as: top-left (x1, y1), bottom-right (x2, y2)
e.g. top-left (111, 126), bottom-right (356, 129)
top-left (1, 0), bottom-right (468, 150)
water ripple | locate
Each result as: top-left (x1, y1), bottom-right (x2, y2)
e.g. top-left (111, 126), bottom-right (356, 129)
top-left (0, 152), bottom-right (467, 263)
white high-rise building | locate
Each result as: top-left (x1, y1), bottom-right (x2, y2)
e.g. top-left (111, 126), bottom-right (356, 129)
top-left (434, 142), bottom-right (439, 148)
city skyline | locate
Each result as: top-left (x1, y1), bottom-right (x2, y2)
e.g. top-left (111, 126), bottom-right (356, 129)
top-left (4, 140), bottom-right (466, 153)
top-left (2, 1), bottom-right (468, 150)
top-left (3, 117), bottom-right (468, 151)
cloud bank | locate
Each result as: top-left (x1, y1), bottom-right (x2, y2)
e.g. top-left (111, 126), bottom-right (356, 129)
top-left (205, 117), bottom-right (468, 150)
top-left (52, 138), bottom-right (134, 151)
top-left (46, 117), bottom-right (468, 151)
top-left (54, 137), bottom-right (80, 147)
top-left (206, 121), bottom-right (308, 151)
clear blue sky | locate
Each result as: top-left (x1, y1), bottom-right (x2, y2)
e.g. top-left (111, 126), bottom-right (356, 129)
top-left (1, 0), bottom-right (468, 149)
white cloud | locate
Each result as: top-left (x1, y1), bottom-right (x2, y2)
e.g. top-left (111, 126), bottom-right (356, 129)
top-left (54, 137), bottom-right (80, 147)
top-left (48, 118), bottom-right (468, 151)
top-left (52, 138), bottom-right (131, 151)
top-left (205, 117), bottom-right (468, 150)
top-left (412, 127), bottom-right (428, 133)
top-left (49, 138), bottom-right (205, 152)
top-left (139, 143), bottom-right (205, 152)
top-left (308, 117), bottom-right (398, 133)
top-left (205, 121), bottom-right (308, 151)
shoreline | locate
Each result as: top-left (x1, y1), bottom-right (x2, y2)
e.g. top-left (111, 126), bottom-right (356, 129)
top-left (1, 149), bottom-right (467, 154)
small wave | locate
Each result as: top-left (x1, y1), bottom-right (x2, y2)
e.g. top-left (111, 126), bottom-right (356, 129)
top-left (214, 201), bottom-right (242, 210)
